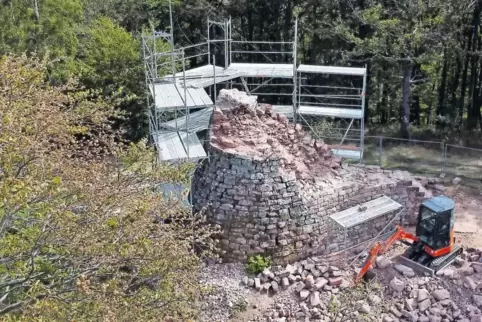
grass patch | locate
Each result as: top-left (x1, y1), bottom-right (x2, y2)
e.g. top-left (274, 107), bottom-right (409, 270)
top-left (359, 142), bottom-right (482, 180)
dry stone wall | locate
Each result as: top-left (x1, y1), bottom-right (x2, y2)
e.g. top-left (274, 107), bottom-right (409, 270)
top-left (192, 89), bottom-right (428, 264)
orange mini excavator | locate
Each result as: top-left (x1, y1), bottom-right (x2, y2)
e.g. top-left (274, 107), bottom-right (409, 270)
top-left (355, 195), bottom-right (463, 284)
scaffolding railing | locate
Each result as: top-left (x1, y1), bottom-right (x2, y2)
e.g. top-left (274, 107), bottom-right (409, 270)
top-left (142, 13), bottom-right (369, 163)
top-left (231, 41), bottom-right (295, 60)
top-left (294, 65), bottom-right (367, 162)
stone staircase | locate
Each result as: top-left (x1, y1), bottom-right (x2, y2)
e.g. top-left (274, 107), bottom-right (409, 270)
top-left (394, 170), bottom-right (433, 199)
top-left (392, 170), bottom-right (432, 225)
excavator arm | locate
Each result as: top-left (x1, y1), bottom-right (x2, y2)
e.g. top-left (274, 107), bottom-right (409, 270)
top-left (354, 225), bottom-right (419, 284)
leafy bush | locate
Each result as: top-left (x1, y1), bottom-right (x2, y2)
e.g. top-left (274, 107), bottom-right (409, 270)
top-left (246, 255), bottom-right (271, 274)
top-left (0, 56), bottom-right (219, 321)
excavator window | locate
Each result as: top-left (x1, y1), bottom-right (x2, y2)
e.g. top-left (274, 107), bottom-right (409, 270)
top-left (417, 206), bottom-right (452, 251)
top-left (417, 206), bottom-right (436, 246)
top-left (433, 210), bottom-right (451, 249)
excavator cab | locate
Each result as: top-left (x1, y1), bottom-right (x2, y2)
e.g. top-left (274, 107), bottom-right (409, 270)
top-left (416, 195), bottom-right (456, 256)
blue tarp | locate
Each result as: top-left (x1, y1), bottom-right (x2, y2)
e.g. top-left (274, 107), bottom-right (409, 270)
top-left (157, 182), bottom-right (191, 207)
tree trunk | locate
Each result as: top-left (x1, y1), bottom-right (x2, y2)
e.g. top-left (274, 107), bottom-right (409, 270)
top-left (273, 1), bottom-right (281, 42)
top-left (459, 3), bottom-right (479, 122)
top-left (449, 52), bottom-right (462, 118)
top-left (470, 53), bottom-right (482, 131)
top-left (34, 0), bottom-right (40, 20)
top-left (381, 85), bottom-right (388, 124)
top-left (427, 83), bottom-right (437, 125)
top-left (376, 69), bottom-right (384, 123)
top-left (411, 93), bottom-right (421, 125)
top-left (410, 64), bottom-right (421, 125)
top-left (283, 0), bottom-right (292, 63)
top-left (467, 2), bottom-right (481, 130)
top-left (247, 0), bottom-right (254, 41)
top-left (400, 61), bottom-right (411, 139)
top-left (437, 50), bottom-right (448, 116)
top-left (283, 0), bottom-right (292, 43)
top-left (459, 53), bottom-right (470, 121)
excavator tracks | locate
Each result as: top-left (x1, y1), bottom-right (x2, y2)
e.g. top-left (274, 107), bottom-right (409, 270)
top-left (397, 244), bottom-right (463, 276)
top-left (430, 245), bottom-right (463, 272)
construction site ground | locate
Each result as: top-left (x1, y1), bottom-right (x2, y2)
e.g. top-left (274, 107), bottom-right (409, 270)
top-left (398, 179), bottom-right (482, 247)
top-left (199, 178), bottom-right (482, 322)
top-left (449, 183), bottom-right (482, 243)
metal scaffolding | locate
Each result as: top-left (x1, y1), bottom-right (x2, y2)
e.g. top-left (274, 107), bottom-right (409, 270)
top-left (295, 65), bottom-right (367, 161)
top-left (142, 11), bottom-right (367, 163)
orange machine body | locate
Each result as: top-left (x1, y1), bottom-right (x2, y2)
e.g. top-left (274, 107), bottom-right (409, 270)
top-left (423, 229), bottom-right (455, 257)
top-left (354, 226), bottom-right (418, 284)
top-left (354, 195), bottom-right (457, 284)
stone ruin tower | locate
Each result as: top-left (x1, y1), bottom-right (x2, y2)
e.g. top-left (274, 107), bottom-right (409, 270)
top-left (192, 89), bottom-right (429, 264)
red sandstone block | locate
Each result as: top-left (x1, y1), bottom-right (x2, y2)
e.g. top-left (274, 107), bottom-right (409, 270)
top-left (328, 276), bottom-right (343, 286)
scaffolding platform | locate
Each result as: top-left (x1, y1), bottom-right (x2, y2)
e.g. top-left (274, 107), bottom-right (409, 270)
top-left (331, 149), bottom-right (362, 160)
top-left (272, 105), bottom-right (294, 117)
top-left (180, 132), bottom-right (207, 159)
top-left (153, 131), bottom-right (207, 161)
top-left (297, 64), bottom-right (366, 76)
top-left (298, 105), bottom-right (363, 119)
top-left (330, 196), bottom-right (402, 228)
top-left (229, 63), bottom-right (294, 78)
top-left (150, 83), bottom-right (213, 110)
top-left (159, 107), bottom-right (213, 132)
top-left (164, 64), bottom-right (241, 88)
top-left (164, 63), bottom-right (295, 89)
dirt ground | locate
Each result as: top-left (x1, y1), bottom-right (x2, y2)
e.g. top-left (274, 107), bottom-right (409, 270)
top-left (444, 180), bottom-right (482, 249)
top-left (230, 294), bottom-right (276, 322)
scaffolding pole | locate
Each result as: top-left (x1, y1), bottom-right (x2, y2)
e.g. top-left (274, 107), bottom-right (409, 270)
top-left (293, 18), bottom-right (298, 124)
top-left (152, 31), bottom-right (160, 139)
top-left (229, 16), bottom-right (232, 67)
top-left (207, 17), bottom-right (211, 65)
top-left (213, 55), bottom-right (217, 102)
top-left (297, 70), bottom-right (302, 123)
top-left (183, 50), bottom-right (189, 157)
top-left (224, 20), bottom-right (228, 69)
top-left (169, 0), bottom-right (176, 77)
top-left (360, 66), bottom-right (367, 164)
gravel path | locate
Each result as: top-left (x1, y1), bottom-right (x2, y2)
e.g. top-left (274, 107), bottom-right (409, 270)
top-left (199, 262), bottom-right (254, 322)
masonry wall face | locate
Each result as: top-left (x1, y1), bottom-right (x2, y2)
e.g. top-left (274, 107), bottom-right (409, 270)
top-left (192, 146), bottom-right (427, 264)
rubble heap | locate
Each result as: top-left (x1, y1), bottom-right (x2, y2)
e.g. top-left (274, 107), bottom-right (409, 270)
top-left (192, 89), bottom-right (429, 263)
top-left (210, 90), bottom-right (341, 180)
top-left (237, 248), bottom-right (482, 322)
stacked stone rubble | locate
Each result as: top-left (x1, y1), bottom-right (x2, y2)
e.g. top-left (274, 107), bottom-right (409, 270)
top-left (192, 89), bottom-right (429, 264)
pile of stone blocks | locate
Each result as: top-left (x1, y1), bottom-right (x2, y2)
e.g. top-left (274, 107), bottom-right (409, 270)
top-left (192, 89), bottom-right (429, 264)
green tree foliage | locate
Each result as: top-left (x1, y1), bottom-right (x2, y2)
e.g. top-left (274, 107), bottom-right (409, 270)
top-left (0, 0), bottom-right (83, 82)
top-left (81, 0), bottom-right (178, 32)
top-left (0, 1), bottom-right (160, 140)
top-left (2, 0), bottom-right (482, 141)
top-left (79, 17), bottom-right (141, 91)
top-left (334, 0), bottom-right (455, 138)
top-left (0, 55), bottom-right (218, 320)
top-left (77, 17), bottom-right (147, 138)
